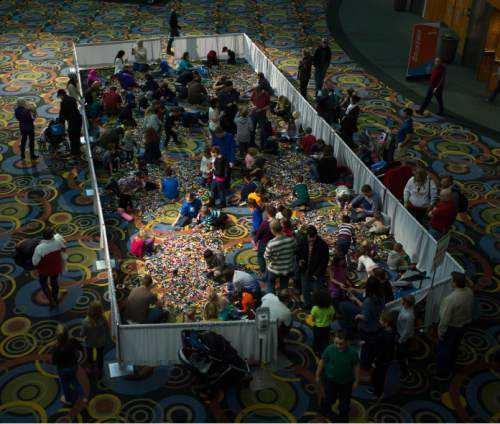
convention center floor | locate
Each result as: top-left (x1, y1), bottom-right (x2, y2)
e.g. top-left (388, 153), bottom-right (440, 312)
top-left (0, 0), bottom-right (498, 422)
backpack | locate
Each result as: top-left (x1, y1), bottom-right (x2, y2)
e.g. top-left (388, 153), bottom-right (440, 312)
top-left (456, 190), bottom-right (468, 213)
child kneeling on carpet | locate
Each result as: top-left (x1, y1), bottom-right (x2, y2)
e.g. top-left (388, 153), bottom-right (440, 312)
top-left (130, 229), bottom-right (155, 258)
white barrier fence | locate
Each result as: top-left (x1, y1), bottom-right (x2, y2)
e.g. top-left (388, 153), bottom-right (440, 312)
top-left (73, 33), bottom-right (463, 366)
top-left (75, 37), bottom-right (163, 69)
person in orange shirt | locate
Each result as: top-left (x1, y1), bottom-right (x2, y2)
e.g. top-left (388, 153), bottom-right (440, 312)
top-left (233, 288), bottom-right (255, 316)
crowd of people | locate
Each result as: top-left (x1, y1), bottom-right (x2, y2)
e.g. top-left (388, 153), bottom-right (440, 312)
top-left (13, 17), bottom-right (474, 418)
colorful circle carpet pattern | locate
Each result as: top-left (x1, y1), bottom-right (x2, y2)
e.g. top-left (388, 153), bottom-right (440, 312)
top-left (0, 0), bottom-right (498, 422)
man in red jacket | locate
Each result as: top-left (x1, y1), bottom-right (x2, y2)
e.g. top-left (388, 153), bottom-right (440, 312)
top-left (417, 57), bottom-right (446, 116)
top-left (32, 228), bottom-right (66, 307)
top-left (428, 189), bottom-right (457, 240)
top-left (383, 159), bottom-right (413, 201)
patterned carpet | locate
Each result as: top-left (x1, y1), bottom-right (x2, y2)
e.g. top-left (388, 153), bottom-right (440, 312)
top-left (0, 0), bottom-right (498, 422)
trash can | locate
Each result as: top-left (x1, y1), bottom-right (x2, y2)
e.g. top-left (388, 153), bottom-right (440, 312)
top-left (394, 0), bottom-right (407, 11)
top-left (440, 35), bottom-right (459, 64)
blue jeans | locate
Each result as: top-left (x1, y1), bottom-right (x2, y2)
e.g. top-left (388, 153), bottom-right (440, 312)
top-left (58, 366), bottom-right (83, 403)
top-left (211, 180), bottom-right (227, 207)
top-left (266, 271), bottom-right (290, 293)
top-left (302, 274), bottom-right (323, 308)
top-left (176, 215), bottom-right (193, 227)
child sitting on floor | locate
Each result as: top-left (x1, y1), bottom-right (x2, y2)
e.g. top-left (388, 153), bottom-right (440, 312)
top-left (300, 127), bottom-right (316, 155)
top-left (197, 205), bottom-right (228, 229)
top-left (290, 175), bottom-right (310, 209)
top-left (357, 244), bottom-right (378, 276)
top-left (130, 228), bottom-right (155, 258)
top-left (173, 192), bottom-right (202, 228)
top-left (387, 242), bottom-right (409, 272)
top-left (160, 167), bottom-right (179, 202)
top-left (240, 170), bottom-right (262, 205)
top-left (245, 147), bottom-right (258, 170)
top-left (365, 212), bottom-right (390, 234)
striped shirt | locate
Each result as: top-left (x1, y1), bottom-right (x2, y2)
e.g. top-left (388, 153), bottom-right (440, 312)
top-left (264, 235), bottom-right (296, 275)
top-left (337, 223), bottom-right (355, 239)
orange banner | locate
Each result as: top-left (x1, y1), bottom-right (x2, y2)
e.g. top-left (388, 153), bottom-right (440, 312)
top-left (406, 23), bottom-right (440, 78)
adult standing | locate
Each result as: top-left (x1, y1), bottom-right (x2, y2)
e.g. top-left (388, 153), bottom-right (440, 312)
top-left (436, 272), bottom-right (474, 380)
top-left (52, 324), bottom-right (86, 405)
top-left (257, 72), bottom-right (274, 95)
top-left (32, 228), bottom-right (66, 307)
top-left (131, 40), bottom-right (148, 72)
top-left (167, 2), bottom-right (181, 56)
top-left (339, 94), bottom-right (360, 147)
top-left (264, 219), bottom-right (296, 293)
top-left (383, 158), bottom-right (413, 202)
top-left (57, 89), bottom-right (82, 161)
top-left (249, 86), bottom-right (271, 147)
top-left (417, 57), bottom-right (446, 116)
top-left (66, 74), bottom-right (82, 102)
top-left (316, 331), bottom-right (359, 422)
top-left (260, 289), bottom-right (293, 348)
top-left (316, 80), bottom-right (339, 125)
top-left (297, 49), bottom-right (313, 97)
top-left (313, 38), bottom-right (331, 92)
top-left (428, 189), bottom-right (458, 240)
top-left (297, 225), bottom-right (330, 309)
top-left (14, 99), bottom-right (38, 160)
top-left (403, 168), bottom-right (439, 223)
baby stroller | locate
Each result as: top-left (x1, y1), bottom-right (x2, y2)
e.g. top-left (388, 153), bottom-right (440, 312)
top-left (40, 119), bottom-right (69, 154)
top-left (178, 329), bottom-right (251, 389)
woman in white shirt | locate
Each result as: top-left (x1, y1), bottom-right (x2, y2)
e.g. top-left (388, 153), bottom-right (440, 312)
top-left (403, 168), bottom-right (438, 223)
top-left (132, 40), bottom-right (148, 72)
top-left (114, 50), bottom-right (126, 75)
top-left (66, 74), bottom-right (82, 101)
